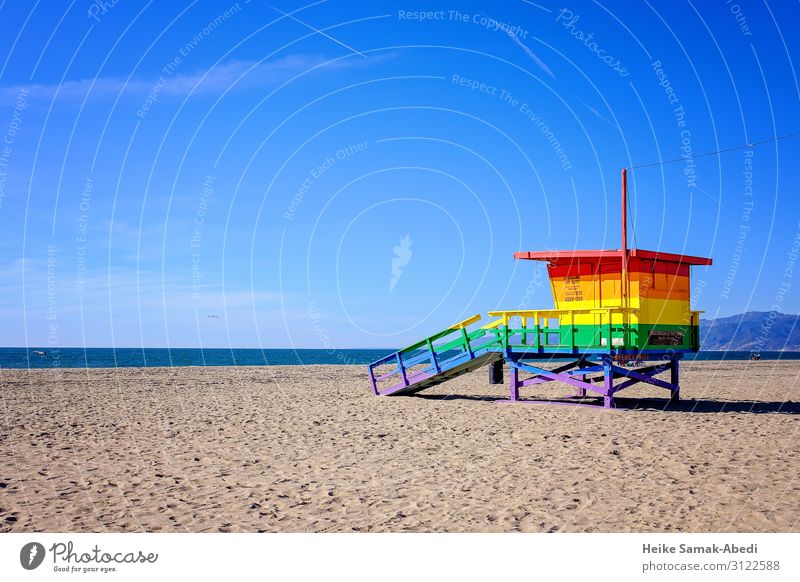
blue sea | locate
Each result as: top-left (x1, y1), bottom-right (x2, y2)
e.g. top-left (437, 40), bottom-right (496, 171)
top-left (0, 348), bottom-right (799, 369)
top-left (0, 348), bottom-right (390, 369)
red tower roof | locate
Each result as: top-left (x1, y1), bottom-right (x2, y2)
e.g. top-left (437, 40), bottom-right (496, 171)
top-left (513, 248), bottom-right (713, 266)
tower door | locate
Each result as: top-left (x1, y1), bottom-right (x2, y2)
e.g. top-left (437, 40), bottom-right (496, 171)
top-left (599, 264), bottom-right (621, 307)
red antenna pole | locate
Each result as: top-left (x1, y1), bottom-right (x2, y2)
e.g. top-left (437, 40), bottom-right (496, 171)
top-left (621, 167), bottom-right (629, 309)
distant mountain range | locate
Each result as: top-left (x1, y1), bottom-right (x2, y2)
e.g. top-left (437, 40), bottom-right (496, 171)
top-left (700, 311), bottom-right (800, 351)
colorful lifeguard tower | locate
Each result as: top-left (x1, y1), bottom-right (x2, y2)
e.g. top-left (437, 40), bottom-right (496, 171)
top-left (368, 170), bottom-right (712, 408)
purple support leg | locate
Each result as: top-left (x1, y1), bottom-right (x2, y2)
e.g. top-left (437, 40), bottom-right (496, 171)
top-left (670, 358), bottom-right (680, 401)
top-left (603, 359), bottom-right (614, 409)
top-left (509, 362), bottom-right (519, 401)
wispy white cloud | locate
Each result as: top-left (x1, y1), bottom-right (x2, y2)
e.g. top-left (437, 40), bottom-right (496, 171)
top-left (507, 31), bottom-right (555, 78)
top-left (0, 257), bottom-right (293, 314)
top-left (578, 98), bottom-right (613, 124)
top-left (0, 53), bottom-right (392, 102)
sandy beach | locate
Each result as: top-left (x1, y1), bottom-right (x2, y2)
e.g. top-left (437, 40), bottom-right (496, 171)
top-left (1, 361), bottom-right (799, 533)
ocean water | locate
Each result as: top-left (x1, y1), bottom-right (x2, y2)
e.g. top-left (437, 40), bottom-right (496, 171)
top-left (0, 348), bottom-right (391, 369)
top-left (0, 348), bottom-right (798, 369)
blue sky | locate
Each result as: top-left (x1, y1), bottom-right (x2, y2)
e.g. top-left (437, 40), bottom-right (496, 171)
top-left (0, 0), bottom-right (798, 349)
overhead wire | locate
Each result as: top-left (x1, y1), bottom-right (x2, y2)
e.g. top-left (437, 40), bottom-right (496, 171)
top-left (628, 131), bottom-right (800, 170)
top-left (623, 131), bottom-right (799, 247)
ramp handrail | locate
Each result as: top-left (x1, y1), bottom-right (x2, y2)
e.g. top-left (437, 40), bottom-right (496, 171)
top-left (484, 307), bottom-right (703, 351)
top-left (367, 314), bottom-right (500, 395)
